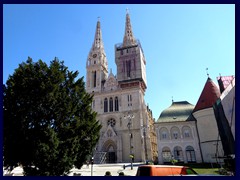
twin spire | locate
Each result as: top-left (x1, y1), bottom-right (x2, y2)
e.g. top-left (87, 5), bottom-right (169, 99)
top-left (123, 9), bottom-right (136, 47)
top-left (91, 17), bottom-right (104, 51)
top-left (92, 10), bottom-right (136, 51)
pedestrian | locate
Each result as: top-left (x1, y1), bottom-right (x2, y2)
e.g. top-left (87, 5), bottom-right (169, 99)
top-left (119, 172), bottom-right (125, 176)
top-left (104, 171), bottom-right (112, 176)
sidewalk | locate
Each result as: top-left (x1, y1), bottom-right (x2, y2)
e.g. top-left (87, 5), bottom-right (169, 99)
top-left (69, 163), bottom-right (139, 176)
top-left (4, 163), bottom-right (142, 176)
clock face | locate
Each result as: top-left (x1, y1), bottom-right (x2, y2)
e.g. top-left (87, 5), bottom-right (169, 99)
top-left (93, 54), bottom-right (97, 58)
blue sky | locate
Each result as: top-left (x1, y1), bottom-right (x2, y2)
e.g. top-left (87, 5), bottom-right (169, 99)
top-left (3, 4), bottom-right (235, 120)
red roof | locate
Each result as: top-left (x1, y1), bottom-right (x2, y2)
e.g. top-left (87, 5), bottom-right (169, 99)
top-left (193, 78), bottom-right (221, 112)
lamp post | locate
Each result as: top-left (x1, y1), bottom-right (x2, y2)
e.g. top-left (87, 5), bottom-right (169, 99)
top-left (124, 112), bottom-right (134, 170)
top-left (85, 136), bottom-right (95, 176)
top-left (91, 156), bottom-right (94, 176)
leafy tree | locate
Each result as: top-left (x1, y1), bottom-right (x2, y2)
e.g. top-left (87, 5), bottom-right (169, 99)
top-left (3, 57), bottom-right (101, 176)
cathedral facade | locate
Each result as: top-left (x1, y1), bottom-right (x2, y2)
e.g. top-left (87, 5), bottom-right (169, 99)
top-left (86, 12), bottom-right (157, 163)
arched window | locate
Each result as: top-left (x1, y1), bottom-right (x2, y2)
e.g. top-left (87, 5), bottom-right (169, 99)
top-left (186, 146), bottom-right (196, 162)
top-left (182, 126), bottom-right (192, 139)
top-left (173, 146), bottom-right (184, 162)
top-left (171, 127), bottom-right (180, 140)
top-left (104, 98), bottom-right (108, 112)
top-left (184, 130), bottom-right (190, 138)
top-left (115, 97), bottom-right (119, 111)
top-left (173, 131), bottom-right (178, 139)
top-left (159, 127), bottom-right (169, 140)
top-left (109, 97), bottom-right (113, 112)
top-left (162, 132), bottom-right (167, 139)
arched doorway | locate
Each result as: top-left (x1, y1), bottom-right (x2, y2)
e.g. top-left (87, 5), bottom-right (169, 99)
top-left (186, 146), bottom-right (196, 163)
top-left (162, 146), bottom-right (171, 164)
top-left (106, 145), bottom-right (116, 163)
top-left (102, 140), bottom-right (117, 163)
top-left (173, 146), bottom-right (184, 162)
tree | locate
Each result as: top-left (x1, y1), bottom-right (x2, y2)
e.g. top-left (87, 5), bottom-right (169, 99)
top-left (3, 57), bottom-right (101, 176)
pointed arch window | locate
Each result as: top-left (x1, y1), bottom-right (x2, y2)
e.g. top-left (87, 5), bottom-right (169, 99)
top-left (107, 130), bottom-right (113, 137)
top-left (126, 60), bottom-right (131, 77)
top-left (104, 98), bottom-right (108, 112)
top-left (109, 97), bottom-right (113, 112)
top-left (122, 61), bottom-right (125, 72)
top-left (127, 94), bottom-right (132, 107)
top-left (93, 71), bottom-right (97, 87)
top-left (115, 97), bottom-right (119, 111)
top-left (133, 59), bottom-right (136, 70)
top-left (121, 50), bottom-right (123, 55)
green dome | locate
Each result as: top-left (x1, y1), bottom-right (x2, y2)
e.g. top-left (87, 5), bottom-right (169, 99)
top-left (157, 101), bottom-right (195, 122)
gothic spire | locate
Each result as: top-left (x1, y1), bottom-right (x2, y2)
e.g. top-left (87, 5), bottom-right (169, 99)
top-left (91, 17), bottom-right (105, 51)
top-left (123, 9), bottom-right (136, 47)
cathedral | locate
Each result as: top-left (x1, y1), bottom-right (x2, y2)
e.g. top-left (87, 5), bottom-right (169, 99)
top-left (85, 12), bottom-right (158, 163)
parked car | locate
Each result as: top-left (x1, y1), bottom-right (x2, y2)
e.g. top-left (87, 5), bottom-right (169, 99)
top-left (136, 165), bottom-right (198, 176)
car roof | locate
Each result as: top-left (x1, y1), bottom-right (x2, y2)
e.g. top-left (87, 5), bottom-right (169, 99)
top-left (138, 165), bottom-right (188, 168)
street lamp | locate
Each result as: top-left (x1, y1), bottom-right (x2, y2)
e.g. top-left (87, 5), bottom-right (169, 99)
top-left (124, 112), bottom-right (134, 170)
top-left (85, 136), bottom-right (94, 176)
top-left (91, 156), bottom-right (94, 176)
top-left (90, 146), bottom-right (97, 176)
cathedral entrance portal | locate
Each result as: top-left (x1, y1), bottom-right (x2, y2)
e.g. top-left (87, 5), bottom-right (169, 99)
top-left (107, 151), bottom-right (116, 163)
top-left (103, 140), bottom-right (117, 163)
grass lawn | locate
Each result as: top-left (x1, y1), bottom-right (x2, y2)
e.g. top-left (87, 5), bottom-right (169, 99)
top-left (183, 163), bottom-right (221, 175)
top-left (164, 163), bottom-right (228, 175)
top-left (193, 168), bottom-right (220, 175)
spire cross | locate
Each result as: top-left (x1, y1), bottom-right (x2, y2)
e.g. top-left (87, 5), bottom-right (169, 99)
top-left (97, 16), bottom-right (100, 21)
top-left (172, 96), bottom-right (174, 103)
top-left (206, 68), bottom-right (209, 78)
top-left (126, 8), bottom-right (129, 14)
